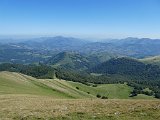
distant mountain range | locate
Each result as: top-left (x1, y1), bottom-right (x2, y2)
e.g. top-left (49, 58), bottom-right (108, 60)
top-left (18, 36), bottom-right (90, 51)
top-left (1, 36), bottom-right (160, 64)
top-left (1, 36), bottom-right (160, 99)
top-left (79, 37), bottom-right (160, 58)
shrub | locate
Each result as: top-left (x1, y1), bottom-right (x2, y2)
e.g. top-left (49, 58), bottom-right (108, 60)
top-left (155, 93), bottom-right (160, 99)
top-left (76, 87), bottom-right (79, 90)
top-left (92, 84), bottom-right (97, 87)
top-left (101, 96), bottom-right (108, 99)
top-left (87, 92), bottom-right (90, 94)
top-left (96, 94), bottom-right (101, 98)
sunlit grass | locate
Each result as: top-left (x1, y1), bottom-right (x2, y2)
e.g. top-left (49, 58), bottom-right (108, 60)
top-left (0, 95), bottom-right (159, 120)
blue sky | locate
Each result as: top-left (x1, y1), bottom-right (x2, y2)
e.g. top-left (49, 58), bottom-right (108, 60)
top-left (0, 0), bottom-right (160, 39)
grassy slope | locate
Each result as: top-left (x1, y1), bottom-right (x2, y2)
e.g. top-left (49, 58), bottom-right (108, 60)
top-left (0, 95), bottom-right (160, 120)
top-left (38, 79), bottom-right (94, 98)
top-left (0, 71), bottom-right (156, 99)
top-left (68, 81), bottom-right (133, 99)
top-left (140, 56), bottom-right (160, 66)
top-left (0, 71), bottom-right (92, 99)
top-left (133, 94), bottom-right (156, 99)
top-left (0, 71), bottom-right (159, 120)
top-left (0, 71), bottom-right (73, 98)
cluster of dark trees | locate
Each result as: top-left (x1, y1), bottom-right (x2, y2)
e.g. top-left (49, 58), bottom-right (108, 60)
top-left (0, 63), bottom-right (160, 99)
top-left (128, 81), bottom-right (160, 98)
top-left (0, 63), bottom-right (55, 79)
top-left (90, 57), bottom-right (160, 98)
top-left (91, 57), bottom-right (160, 81)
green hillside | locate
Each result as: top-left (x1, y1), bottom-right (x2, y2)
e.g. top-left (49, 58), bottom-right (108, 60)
top-left (68, 82), bottom-right (133, 99)
top-left (46, 51), bottom-right (119, 71)
top-left (0, 71), bottom-right (73, 98)
top-left (0, 71), bottom-right (92, 98)
top-left (0, 71), bottom-right (159, 119)
top-left (46, 52), bottom-right (90, 70)
top-left (140, 56), bottom-right (160, 66)
top-left (88, 51), bottom-right (119, 63)
top-left (0, 71), bottom-right (137, 99)
top-left (90, 57), bottom-right (160, 80)
top-left (132, 94), bottom-right (156, 99)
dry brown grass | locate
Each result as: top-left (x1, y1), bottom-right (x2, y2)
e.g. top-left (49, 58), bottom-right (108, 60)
top-left (0, 94), bottom-right (160, 120)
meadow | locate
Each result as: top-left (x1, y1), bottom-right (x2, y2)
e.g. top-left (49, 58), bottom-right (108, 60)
top-left (0, 71), bottom-right (159, 120)
top-left (0, 95), bottom-right (160, 120)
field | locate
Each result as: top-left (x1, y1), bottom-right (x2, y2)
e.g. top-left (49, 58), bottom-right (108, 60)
top-left (0, 95), bottom-right (160, 120)
top-left (0, 71), bottom-right (160, 120)
top-left (0, 71), bottom-right (134, 99)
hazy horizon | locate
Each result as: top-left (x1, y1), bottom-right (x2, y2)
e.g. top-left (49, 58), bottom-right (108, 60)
top-left (1, 35), bottom-right (160, 42)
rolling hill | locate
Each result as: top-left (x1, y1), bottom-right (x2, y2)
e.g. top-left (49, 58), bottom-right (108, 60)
top-left (19, 36), bottom-right (90, 51)
top-left (0, 71), bottom-right (91, 98)
top-left (0, 71), bottom-right (140, 99)
top-left (2, 37), bottom-right (160, 64)
top-left (46, 51), bottom-right (119, 70)
top-left (0, 43), bottom-right (54, 64)
top-left (80, 37), bottom-right (160, 58)
top-left (90, 57), bottom-right (160, 80)
top-left (46, 52), bottom-right (91, 70)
